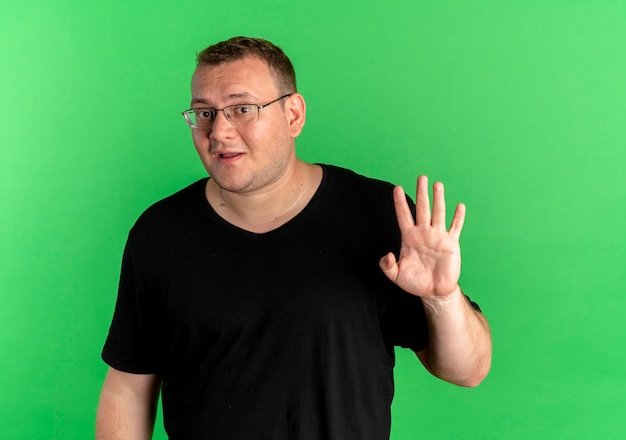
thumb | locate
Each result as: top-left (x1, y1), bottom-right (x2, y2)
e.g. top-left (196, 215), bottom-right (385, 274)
top-left (379, 252), bottom-right (399, 281)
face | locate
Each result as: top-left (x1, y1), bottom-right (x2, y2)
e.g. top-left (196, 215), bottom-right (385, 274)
top-left (189, 56), bottom-right (304, 194)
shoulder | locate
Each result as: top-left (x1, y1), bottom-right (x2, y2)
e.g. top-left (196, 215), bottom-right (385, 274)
top-left (320, 164), bottom-right (397, 200)
top-left (314, 164), bottom-right (407, 238)
top-left (317, 164), bottom-right (406, 216)
top-left (129, 178), bottom-right (209, 239)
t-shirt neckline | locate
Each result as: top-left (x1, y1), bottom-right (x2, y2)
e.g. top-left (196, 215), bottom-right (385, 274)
top-left (197, 164), bottom-right (331, 238)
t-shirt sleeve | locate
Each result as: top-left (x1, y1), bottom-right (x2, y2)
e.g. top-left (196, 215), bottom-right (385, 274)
top-left (388, 287), bottom-right (429, 353)
top-left (388, 288), bottom-right (482, 354)
top-left (101, 236), bottom-right (160, 374)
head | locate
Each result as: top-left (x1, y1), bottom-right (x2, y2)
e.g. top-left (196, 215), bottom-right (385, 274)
top-left (188, 37), bottom-right (306, 195)
top-left (196, 36), bottom-right (297, 95)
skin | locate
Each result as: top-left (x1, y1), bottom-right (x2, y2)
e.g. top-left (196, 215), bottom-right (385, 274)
top-left (189, 56), bottom-right (321, 233)
top-left (96, 369), bottom-right (160, 440)
top-left (96, 55), bottom-right (492, 438)
top-left (380, 177), bottom-right (492, 386)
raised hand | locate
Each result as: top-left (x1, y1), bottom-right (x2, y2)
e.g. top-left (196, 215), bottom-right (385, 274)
top-left (379, 176), bottom-right (465, 299)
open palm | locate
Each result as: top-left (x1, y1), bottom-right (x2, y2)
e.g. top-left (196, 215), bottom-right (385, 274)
top-left (380, 176), bottom-right (465, 298)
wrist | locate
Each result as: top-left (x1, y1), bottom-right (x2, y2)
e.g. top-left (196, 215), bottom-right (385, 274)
top-left (420, 285), bottom-right (463, 311)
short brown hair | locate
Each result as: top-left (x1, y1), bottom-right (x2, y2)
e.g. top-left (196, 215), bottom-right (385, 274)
top-left (196, 36), bottom-right (297, 93)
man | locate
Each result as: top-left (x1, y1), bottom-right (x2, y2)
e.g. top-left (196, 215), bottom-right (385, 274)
top-left (96, 36), bottom-right (491, 439)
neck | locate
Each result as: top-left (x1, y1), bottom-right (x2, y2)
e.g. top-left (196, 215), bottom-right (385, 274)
top-left (206, 161), bottom-right (322, 233)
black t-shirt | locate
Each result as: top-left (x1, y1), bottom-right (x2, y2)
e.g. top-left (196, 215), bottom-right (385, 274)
top-left (103, 164), bottom-right (429, 439)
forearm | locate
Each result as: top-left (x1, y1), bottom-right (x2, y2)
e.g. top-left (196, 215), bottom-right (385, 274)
top-left (420, 285), bottom-right (492, 387)
top-left (96, 369), bottom-right (160, 440)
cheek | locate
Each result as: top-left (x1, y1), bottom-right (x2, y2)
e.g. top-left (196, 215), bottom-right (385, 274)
top-left (244, 121), bottom-right (287, 149)
top-left (235, 127), bottom-right (264, 152)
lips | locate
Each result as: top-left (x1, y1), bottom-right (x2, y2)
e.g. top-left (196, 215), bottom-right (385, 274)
top-left (219, 152), bottom-right (242, 159)
top-left (212, 151), bottom-right (244, 163)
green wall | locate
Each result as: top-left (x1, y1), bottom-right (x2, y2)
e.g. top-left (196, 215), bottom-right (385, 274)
top-left (2, 1), bottom-right (625, 438)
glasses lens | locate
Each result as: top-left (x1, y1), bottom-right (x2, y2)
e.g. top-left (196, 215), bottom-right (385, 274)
top-left (225, 105), bottom-right (258, 126)
top-left (184, 104), bottom-right (261, 129)
top-left (190, 109), bottom-right (215, 129)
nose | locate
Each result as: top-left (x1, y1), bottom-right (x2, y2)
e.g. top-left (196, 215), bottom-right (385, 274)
top-left (209, 109), bottom-right (235, 142)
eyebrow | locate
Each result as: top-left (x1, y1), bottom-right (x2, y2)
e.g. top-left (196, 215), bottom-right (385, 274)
top-left (190, 92), bottom-right (257, 106)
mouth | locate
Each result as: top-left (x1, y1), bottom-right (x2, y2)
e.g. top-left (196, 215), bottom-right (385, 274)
top-left (218, 152), bottom-right (242, 159)
top-left (213, 152), bottom-right (244, 163)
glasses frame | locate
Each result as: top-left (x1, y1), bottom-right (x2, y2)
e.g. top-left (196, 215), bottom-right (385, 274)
top-left (182, 93), bottom-right (293, 129)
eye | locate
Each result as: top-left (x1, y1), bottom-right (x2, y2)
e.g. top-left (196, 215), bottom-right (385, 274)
top-left (231, 105), bottom-right (254, 116)
top-left (196, 109), bottom-right (215, 120)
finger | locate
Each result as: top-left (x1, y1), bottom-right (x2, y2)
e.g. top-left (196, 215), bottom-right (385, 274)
top-left (431, 181), bottom-right (446, 228)
top-left (415, 175), bottom-right (430, 226)
top-left (379, 252), bottom-right (399, 282)
top-left (449, 203), bottom-right (466, 239)
top-left (393, 185), bottom-right (416, 230)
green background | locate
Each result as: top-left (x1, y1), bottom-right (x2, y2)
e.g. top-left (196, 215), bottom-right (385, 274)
top-left (2, 1), bottom-right (625, 438)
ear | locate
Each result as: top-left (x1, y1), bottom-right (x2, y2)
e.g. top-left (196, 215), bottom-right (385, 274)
top-left (285, 93), bottom-right (306, 138)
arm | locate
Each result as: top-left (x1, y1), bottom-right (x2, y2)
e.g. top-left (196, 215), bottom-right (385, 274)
top-left (379, 176), bottom-right (492, 387)
top-left (416, 286), bottom-right (491, 387)
top-left (96, 367), bottom-right (161, 439)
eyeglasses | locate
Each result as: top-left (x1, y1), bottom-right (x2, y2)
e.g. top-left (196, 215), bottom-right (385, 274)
top-left (182, 94), bottom-right (293, 129)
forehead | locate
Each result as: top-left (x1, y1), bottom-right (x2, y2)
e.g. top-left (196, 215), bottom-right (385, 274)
top-left (191, 56), bottom-right (278, 103)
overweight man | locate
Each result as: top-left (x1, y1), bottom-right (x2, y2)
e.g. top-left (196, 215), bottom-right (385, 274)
top-left (96, 36), bottom-right (492, 440)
